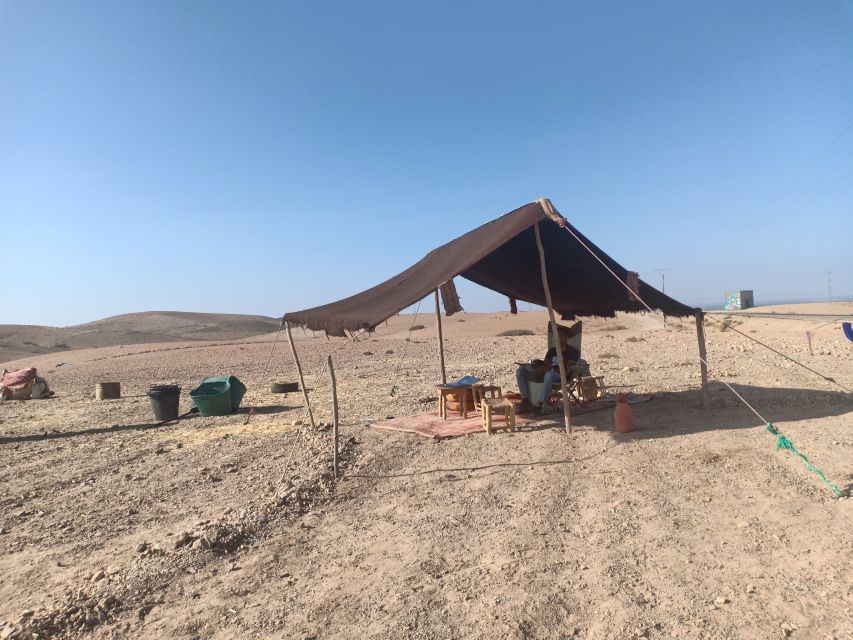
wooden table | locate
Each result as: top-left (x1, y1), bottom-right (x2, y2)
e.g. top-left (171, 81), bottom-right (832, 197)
top-left (436, 385), bottom-right (471, 420)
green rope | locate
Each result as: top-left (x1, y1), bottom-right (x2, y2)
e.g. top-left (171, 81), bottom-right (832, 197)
top-left (766, 424), bottom-right (845, 498)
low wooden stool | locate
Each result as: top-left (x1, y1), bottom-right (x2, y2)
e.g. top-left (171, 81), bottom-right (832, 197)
top-left (482, 397), bottom-right (516, 435)
top-left (579, 376), bottom-right (606, 403)
top-left (436, 385), bottom-right (469, 420)
top-left (472, 384), bottom-right (502, 412)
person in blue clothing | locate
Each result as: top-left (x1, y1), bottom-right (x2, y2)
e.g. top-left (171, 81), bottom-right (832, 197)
top-left (515, 323), bottom-right (580, 414)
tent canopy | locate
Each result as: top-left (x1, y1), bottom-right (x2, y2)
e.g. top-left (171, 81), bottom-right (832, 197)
top-left (284, 199), bottom-right (696, 336)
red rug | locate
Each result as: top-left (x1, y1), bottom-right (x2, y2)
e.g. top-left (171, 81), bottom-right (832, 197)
top-left (368, 402), bottom-right (610, 440)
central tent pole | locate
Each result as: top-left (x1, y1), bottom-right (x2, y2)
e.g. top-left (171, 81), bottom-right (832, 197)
top-left (534, 221), bottom-right (572, 434)
top-left (434, 289), bottom-right (447, 384)
top-left (284, 320), bottom-right (316, 428)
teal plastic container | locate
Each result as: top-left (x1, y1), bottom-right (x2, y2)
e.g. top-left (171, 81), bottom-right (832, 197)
top-left (189, 375), bottom-right (246, 416)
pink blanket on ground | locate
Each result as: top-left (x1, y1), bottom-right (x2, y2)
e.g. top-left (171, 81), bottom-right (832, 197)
top-left (367, 402), bottom-right (610, 440)
top-left (369, 411), bottom-right (514, 439)
top-left (1, 368), bottom-right (37, 392)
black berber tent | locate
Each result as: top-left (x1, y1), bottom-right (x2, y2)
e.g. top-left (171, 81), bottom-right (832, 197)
top-left (283, 199), bottom-right (709, 431)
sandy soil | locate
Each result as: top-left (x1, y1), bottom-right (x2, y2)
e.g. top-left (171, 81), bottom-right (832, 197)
top-left (1, 307), bottom-right (851, 639)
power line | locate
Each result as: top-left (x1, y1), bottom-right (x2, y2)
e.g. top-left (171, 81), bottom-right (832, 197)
top-left (733, 117), bottom-right (853, 237)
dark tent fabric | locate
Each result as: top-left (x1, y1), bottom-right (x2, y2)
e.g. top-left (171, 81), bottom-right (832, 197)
top-left (284, 200), bottom-right (696, 336)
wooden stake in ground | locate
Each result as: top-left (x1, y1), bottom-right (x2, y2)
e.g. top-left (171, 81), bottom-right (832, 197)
top-left (533, 220), bottom-right (572, 434)
top-left (694, 309), bottom-right (709, 409)
top-left (434, 288), bottom-right (447, 384)
top-left (327, 355), bottom-right (339, 478)
top-left (284, 320), bottom-right (316, 428)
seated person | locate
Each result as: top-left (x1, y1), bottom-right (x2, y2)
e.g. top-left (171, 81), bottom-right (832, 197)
top-left (515, 323), bottom-right (581, 414)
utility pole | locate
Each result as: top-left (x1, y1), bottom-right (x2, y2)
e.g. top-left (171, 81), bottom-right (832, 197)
top-left (827, 270), bottom-right (832, 302)
top-left (654, 268), bottom-right (671, 294)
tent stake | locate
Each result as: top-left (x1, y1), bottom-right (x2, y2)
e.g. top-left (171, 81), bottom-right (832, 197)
top-left (694, 310), bottom-right (709, 409)
top-left (534, 221), bottom-right (572, 434)
top-left (434, 289), bottom-right (447, 384)
top-left (327, 355), bottom-right (339, 478)
top-left (285, 320), bottom-right (316, 428)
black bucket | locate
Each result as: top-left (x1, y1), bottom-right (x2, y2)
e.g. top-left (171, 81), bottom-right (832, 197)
top-left (147, 384), bottom-right (181, 422)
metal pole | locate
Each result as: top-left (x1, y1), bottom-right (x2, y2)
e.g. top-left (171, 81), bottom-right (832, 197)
top-left (654, 268), bottom-right (671, 294)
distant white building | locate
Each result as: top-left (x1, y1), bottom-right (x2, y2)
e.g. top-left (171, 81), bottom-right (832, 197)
top-left (724, 290), bottom-right (754, 311)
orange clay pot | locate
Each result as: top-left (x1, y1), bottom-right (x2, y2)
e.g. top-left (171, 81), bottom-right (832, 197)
top-left (613, 393), bottom-right (635, 433)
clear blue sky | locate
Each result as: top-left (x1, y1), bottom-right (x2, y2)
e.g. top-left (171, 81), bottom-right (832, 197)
top-left (2, 1), bottom-right (851, 326)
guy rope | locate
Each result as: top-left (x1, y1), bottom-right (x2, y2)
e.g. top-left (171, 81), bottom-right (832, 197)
top-left (546, 205), bottom-right (847, 498)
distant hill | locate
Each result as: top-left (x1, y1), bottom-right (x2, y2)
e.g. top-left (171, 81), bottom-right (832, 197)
top-left (0, 311), bottom-right (281, 365)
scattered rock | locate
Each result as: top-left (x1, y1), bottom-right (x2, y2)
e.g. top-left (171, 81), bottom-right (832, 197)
top-left (714, 596), bottom-right (729, 605)
top-left (91, 569), bottom-right (106, 582)
top-left (191, 535), bottom-right (211, 550)
top-left (134, 542), bottom-right (148, 553)
top-left (174, 531), bottom-right (194, 549)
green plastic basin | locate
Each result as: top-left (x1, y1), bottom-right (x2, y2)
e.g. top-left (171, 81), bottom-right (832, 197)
top-left (189, 375), bottom-right (246, 416)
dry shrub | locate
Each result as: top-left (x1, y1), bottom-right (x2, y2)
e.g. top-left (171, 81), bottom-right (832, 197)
top-left (718, 316), bottom-right (743, 332)
top-left (599, 352), bottom-right (619, 359)
top-left (410, 325), bottom-right (425, 331)
top-left (625, 336), bottom-right (645, 343)
top-left (608, 324), bottom-right (628, 331)
top-left (498, 329), bottom-right (535, 337)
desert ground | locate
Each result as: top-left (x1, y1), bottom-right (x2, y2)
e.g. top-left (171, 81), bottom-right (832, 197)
top-left (1, 303), bottom-right (851, 640)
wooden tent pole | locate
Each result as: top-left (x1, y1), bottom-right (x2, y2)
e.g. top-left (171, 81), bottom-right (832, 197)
top-left (285, 320), bottom-right (316, 428)
top-left (694, 310), bottom-right (709, 409)
top-left (327, 355), bottom-right (339, 478)
top-left (434, 289), bottom-right (447, 384)
top-left (534, 221), bottom-right (572, 434)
